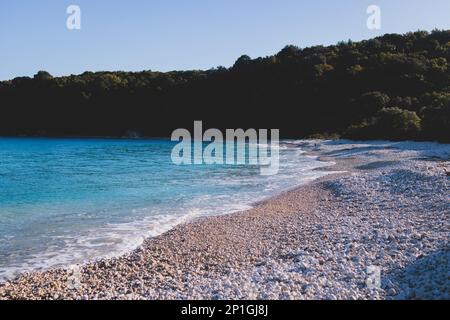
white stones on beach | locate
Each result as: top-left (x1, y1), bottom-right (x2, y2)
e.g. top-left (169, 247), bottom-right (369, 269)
top-left (0, 141), bottom-right (449, 300)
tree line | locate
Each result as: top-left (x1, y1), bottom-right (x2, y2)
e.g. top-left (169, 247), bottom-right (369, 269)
top-left (0, 30), bottom-right (449, 142)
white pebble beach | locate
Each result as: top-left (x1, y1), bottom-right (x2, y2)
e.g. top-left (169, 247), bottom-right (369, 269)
top-left (0, 140), bottom-right (449, 300)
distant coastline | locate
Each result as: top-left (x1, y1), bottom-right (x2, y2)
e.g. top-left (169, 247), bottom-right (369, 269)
top-left (1, 30), bottom-right (449, 143)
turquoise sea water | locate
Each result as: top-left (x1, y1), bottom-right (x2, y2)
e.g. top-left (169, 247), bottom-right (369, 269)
top-left (0, 138), bottom-right (333, 281)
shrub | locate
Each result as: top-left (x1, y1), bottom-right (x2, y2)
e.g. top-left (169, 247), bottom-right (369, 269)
top-left (345, 108), bottom-right (422, 140)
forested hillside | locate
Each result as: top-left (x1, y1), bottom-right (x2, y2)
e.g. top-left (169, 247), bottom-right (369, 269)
top-left (0, 30), bottom-right (449, 141)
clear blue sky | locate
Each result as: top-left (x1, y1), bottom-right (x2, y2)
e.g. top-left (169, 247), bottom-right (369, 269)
top-left (1, 0), bottom-right (449, 80)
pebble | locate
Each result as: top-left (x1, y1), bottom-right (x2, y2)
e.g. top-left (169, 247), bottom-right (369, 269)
top-left (0, 141), bottom-right (448, 300)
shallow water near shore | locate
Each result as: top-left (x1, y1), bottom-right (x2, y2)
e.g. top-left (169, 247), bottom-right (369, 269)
top-left (0, 138), bottom-right (334, 281)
